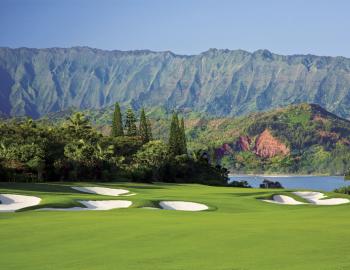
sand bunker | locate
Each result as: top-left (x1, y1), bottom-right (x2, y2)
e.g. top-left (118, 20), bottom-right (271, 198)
top-left (0, 194), bottom-right (41, 212)
top-left (263, 195), bottom-right (305, 205)
top-left (293, 191), bottom-right (349, 205)
top-left (71, 186), bottom-right (130, 196)
top-left (39, 200), bottom-right (132, 211)
top-left (159, 201), bottom-right (208, 211)
top-left (263, 191), bottom-right (349, 206)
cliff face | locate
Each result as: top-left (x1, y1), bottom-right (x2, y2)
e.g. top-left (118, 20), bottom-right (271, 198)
top-left (236, 136), bottom-right (251, 151)
top-left (215, 130), bottom-right (289, 159)
top-left (254, 129), bottom-right (290, 158)
top-left (215, 143), bottom-right (233, 159)
top-left (1, 47), bottom-right (350, 118)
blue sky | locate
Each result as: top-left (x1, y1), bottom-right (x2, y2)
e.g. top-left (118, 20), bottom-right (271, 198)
top-left (1, 0), bottom-right (349, 57)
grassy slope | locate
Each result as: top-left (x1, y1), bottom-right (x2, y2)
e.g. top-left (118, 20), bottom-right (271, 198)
top-left (1, 182), bottom-right (350, 270)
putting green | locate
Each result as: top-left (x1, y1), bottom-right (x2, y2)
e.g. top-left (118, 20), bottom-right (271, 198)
top-left (1, 182), bottom-right (350, 270)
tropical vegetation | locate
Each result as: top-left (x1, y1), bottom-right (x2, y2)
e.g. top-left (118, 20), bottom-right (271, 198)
top-left (0, 104), bottom-right (227, 184)
top-left (46, 103), bottom-right (350, 175)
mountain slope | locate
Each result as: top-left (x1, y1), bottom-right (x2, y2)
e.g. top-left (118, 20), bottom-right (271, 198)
top-left (181, 103), bottom-right (350, 174)
top-left (1, 47), bottom-right (350, 118)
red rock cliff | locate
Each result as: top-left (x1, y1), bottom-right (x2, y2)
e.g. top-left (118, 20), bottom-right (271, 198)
top-left (236, 136), bottom-right (251, 151)
top-left (254, 129), bottom-right (290, 158)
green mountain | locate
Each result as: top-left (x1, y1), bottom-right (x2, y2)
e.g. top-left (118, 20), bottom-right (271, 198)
top-left (1, 47), bottom-right (350, 118)
top-left (181, 103), bottom-right (350, 175)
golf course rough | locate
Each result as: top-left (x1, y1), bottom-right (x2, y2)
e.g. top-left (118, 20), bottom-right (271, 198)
top-left (1, 182), bottom-right (350, 270)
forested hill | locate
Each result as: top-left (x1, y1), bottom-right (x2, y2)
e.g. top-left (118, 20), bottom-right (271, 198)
top-left (1, 47), bottom-right (350, 118)
top-left (181, 103), bottom-right (350, 174)
top-left (41, 103), bottom-right (350, 174)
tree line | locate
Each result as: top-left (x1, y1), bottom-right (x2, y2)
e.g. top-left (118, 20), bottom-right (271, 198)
top-left (111, 103), bottom-right (187, 155)
top-left (0, 103), bottom-right (228, 185)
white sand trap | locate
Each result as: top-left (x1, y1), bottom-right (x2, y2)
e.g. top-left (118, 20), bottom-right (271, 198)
top-left (71, 186), bottom-right (129, 196)
top-left (0, 194), bottom-right (41, 212)
top-left (122, 193), bottom-right (136, 197)
top-left (159, 201), bottom-right (208, 211)
top-left (293, 191), bottom-right (349, 205)
top-left (263, 195), bottom-right (305, 205)
top-left (39, 200), bottom-right (132, 211)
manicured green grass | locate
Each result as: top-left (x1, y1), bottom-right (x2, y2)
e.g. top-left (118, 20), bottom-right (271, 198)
top-left (1, 182), bottom-right (350, 270)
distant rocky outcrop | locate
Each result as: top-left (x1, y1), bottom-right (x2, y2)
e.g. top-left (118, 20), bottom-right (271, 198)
top-left (215, 143), bottom-right (233, 159)
top-left (236, 135), bottom-right (252, 151)
top-left (214, 129), bottom-right (290, 159)
top-left (254, 129), bottom-right (290, 158)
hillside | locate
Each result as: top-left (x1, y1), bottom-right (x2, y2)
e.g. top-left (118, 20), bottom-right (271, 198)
top-left (2, 47), bottom-right (350, 118)
top-left (44, 103), bottom-right (350, 175)
top-left (182, 104), bottom-right (350, 175)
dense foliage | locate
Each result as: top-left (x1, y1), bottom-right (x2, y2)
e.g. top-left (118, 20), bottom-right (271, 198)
top-left (111, 102), bottom-right (124, 137)
top-left (37, 103), bottom-right (350, 175)
top-left (334, 186), bottom-right (350, 195)
top-left (182, 104), bottom-right (350, 175)
top-left (0, 106), bottom-right (227, 184)
top-left (168, 113), bottom-right (187, 156)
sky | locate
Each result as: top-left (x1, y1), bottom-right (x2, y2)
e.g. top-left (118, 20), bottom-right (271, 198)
top-left (1, 0), bottom-right (350, 57)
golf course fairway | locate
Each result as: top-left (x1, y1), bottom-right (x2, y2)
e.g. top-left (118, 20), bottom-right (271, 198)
top-left (1, 182), bottom-right (350, 270)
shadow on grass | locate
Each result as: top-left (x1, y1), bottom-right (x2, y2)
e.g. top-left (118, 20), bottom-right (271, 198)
top-left (112, 183), bottom-right (166, 189)
top-left (225, 191), bottom-right (274, 197)
top-left (19, 200), bottom-right (84, 212)
top-left (0, 182), bottom-right (76, 194)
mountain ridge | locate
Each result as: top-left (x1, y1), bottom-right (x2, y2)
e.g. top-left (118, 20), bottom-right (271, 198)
top-left (1, 46), bottom-right (350, 118)
top-left (2, 46), bottom-right (350, 59)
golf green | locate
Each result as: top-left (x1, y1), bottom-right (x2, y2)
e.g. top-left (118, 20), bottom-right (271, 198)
top-left (1, 182), bottom-right (350, 270)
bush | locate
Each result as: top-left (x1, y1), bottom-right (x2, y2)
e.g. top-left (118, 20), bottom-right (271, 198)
top-left (334, 186), bottom-right (350, 195)
top-left (229, 180), bottom-right (252, 188)
top-left (259, 179), bottom-right (284, 189)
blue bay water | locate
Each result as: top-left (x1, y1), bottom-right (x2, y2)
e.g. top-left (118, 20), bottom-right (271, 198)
top-left (229, 175), bottom-right (350, 192)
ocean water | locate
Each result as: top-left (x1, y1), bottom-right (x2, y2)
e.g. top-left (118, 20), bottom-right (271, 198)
top-left (229, 175), bottom-right (350, 192)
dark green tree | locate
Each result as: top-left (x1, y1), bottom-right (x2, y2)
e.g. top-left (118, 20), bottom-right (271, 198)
top-left (180, 117), bottom-right (187, 154)
top-left (139, 108), bottom-right (150, 143)
top-left (67, 112), bottom-right (91, 133)
top-left (147, 118), bottom-right (153, 141)
top-left (125, 107), bottom-right (138, 136)
top-left (134, 140), bottom-right (168, 178)
top-left (168, 112), bottom-right (185, 156)
top-left (66, 112), bottom-right (92, 139)
top-left (112, 102), bottom-right (124, 137)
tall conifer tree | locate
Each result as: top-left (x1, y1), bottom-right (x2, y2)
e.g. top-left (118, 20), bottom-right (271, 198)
top-left (139, 108), bottom-right (150, 143)
top-left (180, 117), bottom-right (187, 154)
top-left (146, 118), bottom-right (153, 141)
top-left (112, 102), bottom-right (124, 137)
top-left (168, 112), bottom-right (182, 156)
top-left (125, 107), bottom-right (137, 136)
